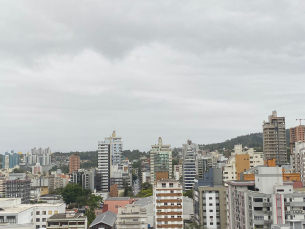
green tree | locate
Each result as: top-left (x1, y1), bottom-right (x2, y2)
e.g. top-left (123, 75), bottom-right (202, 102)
top-left (183, 189), bottom-right (193, 199)
top-left (61, 184), bottom-right (84, 204)
top-left (141, 182), bottom-right (152, 190)
top-left (12, 168), bottom-right (25, 173)
top-left (85, 195), bottom-right (103, 226)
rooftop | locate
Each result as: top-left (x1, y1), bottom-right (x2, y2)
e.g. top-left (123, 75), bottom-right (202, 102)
top-left (48, 213), bottom-right (85, 220)
top-left (105, 197), bottom-right (130, 201)
top-left (90, 211), bottom-right (117, 227)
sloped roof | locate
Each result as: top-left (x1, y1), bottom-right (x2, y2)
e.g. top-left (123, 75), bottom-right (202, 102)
top-left (89, 211), bottom-right (117, 228)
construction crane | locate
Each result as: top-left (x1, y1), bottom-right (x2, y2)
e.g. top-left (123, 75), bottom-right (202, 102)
top-left (296, 119), bottom-right (305, 125)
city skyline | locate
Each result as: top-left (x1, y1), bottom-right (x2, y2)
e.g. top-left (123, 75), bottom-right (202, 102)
top-left (1, 1), bottom-right (305, 153)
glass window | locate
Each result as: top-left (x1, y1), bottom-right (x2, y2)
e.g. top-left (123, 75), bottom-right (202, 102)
top-left (36, 218), bottom-right (40, 222)
top-left (169, 183), bottom-right (173, 187)
top-left (36, 211), bottom-right (40, 215)
top-left (48, 211), bottom-right (52, 215)
top-left (7, 216), bottom-right (16, 224)
top-left (54, 211), bottom-right (58, 214)
top-left (42, 211), bottom-right (46, 215)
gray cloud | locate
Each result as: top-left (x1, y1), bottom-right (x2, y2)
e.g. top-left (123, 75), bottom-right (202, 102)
top-left (0, 0), bottom-right (305, 152)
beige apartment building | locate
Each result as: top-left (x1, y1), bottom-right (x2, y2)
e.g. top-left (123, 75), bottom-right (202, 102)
top-left (263, 111), bottom-right (287, 166)
top-left (150, 137), bottom-right (172, 184)
top-left (116, 204), bottom-right (148, 229)
top-left (193, 185), bottom-right (227, 229)
top-left (154, 179), bottom-right (183, 229)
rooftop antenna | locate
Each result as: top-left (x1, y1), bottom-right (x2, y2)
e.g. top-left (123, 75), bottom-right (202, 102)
top-left (296, 119), bottom-right (305, 125)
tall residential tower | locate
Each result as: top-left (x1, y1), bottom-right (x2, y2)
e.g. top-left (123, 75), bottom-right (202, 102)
top-left (182, 140), bottom-right (198, 192)
top-left (150, 137), bottom-right (172, 184)
top-left (262, 111), bottom-right (287, 166)
top-left (97, 131), bottom-right (123, 192)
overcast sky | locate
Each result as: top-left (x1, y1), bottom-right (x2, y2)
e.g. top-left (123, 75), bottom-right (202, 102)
top-left (1, 0), bottom-right (305, 153)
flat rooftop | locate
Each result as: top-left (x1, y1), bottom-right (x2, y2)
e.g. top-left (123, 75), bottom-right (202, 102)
top-left (105, 197), bottom-right (130, 201)
top-left (49, 213), bottom-right (85, 220)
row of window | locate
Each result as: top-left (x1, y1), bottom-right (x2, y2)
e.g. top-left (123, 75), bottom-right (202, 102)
top-left (36, 210), bottom-right (58, 215)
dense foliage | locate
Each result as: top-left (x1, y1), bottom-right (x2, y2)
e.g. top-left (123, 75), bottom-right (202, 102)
top-left (122, 150), bottom-right (147, 161)
top-left (183, 189), bottom-right (193, 198)
top-left (61, 183), bottom-right (91, 204)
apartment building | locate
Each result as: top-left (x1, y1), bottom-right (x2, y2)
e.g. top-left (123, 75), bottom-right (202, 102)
top-left (25, 148), bottom-right (51, 166)
top-left (263, 111), bottom-right (287, 165)
top-left (0, 198), bottom-right (65, 229)
top-left (193, 185), bottom-right (226, 229)
top-left (290, 125), bottom-right (305, 153)
top-left (69, 153), bottom-right (80, 174)
top-left (32, 163), bottom-right (43, 175)
top-left (2, 151), bottom-right (20, 169)
top-left (150, 137), bottom-right (172, 184)
top-left (291, 141), bottom-right (305, 186)
top-left (0, 176), bottom-right (6, 197)
top-left (98, 130), bottom-right (123, 192)
top-left (173, 164), bottom-right (182, 181)
top-left (227, 167), bottom-right (305, 229)
top-left (153, 179), bottom-right (183, 229)
top-left (5, 173), bottom-right (31, 204)
top-left (223, 144), bottom-right (264, 185)
top-left (47, 213), bottom-right (87, 229)
top-left (182, 140), bottom-right (198, 192)
top-left (70, 168), bottom-right (96, 192)
top-left (196, 157), bottom-right (211, 179)
top-left (116, 204), bottom-right (148, 229)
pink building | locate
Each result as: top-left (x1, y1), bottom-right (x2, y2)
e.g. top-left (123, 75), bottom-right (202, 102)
top-left (103, 197), bottom-right (134, 214)
top-left (32, 163), bottom-right (43, 175)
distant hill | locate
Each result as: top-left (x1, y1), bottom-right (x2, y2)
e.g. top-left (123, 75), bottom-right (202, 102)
top-left (199, 129), bottom-right (290, 151)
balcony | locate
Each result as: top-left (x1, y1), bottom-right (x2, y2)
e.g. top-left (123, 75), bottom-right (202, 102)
top-left (290, 202), bottom-right (305, 207)
top-left (263, 202), bottom-right (271, 207)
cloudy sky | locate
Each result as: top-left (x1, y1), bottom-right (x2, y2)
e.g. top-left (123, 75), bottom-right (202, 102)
top-left (1, 0), bottom-right (305, 153)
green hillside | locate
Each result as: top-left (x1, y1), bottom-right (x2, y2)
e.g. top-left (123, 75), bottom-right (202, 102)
top-left (199, 129), bottom-right (290, 151)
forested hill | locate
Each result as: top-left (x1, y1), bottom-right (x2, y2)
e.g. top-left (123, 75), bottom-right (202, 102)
top-left (199, 129), bottom-right (290, 151)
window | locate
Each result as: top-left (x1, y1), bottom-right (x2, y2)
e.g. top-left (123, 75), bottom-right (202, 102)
top-left (162, 183), bottom-right (166, 188)
top-left (178, 216), bottom-right (182, 218)
top-left (170, 191), bottom-right (174, 193)
top-left (210, 222), bottom-right (213, 225)
top-left (78, 222), bottom-right (85, 225)
top-left (48, 211), bottom-right (52, 215)
top-left (209, 203), bottom-right (213, 206)
top-left (42, 218), bottom-right (46, 222)
top-left (209, 210), bottom-right (213, 212)
top-left (209, 197), bottom-right (212, 200)
top-left (115, 205), bottom-right (118, 208)
top-left (169, 183), bottom-right (173, 187)
top-left (171, 216), bottom-right (175, 218)
top-left (164, 203), bottom-right (168, 206)
top-left (133, 219), bottom-right (139, 221)
top-left (0, 216), bottom-right (4, 223)
top-left (42, 211), bottom-right (46, 215)
top-left (54, 211), bottom-right (58, 214)
top-left (36, 211), bottom-right (40, 215)
top-left (36, 218), bottom-right (40, 222)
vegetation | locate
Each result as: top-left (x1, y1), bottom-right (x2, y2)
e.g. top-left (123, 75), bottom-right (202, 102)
top-left (136, 182), bottom-right (153, 197)
top-left (80, 161), bottom-right (97, 169)
top-left (122, 150), bottom-right (147, 161)
top-left (183, 189), bottom-right (193, 198)
top-left (199, 130), bottom-right (291, 152)
top-left (61, 183), bottom-right (91, 204)
top-left (12, 168), bottom-right (26, 173)
top-left (50, 164), bottom-right (69, 173)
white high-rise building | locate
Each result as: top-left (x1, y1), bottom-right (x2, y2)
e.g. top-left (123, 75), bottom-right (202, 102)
top-left (97, 130), bottom-right (123, 192)
top-left (26, 147), bottom-right (52, 166)
top-left (291, 141), bottom-right (305, 186)
top-left (182, 140), bottom-right (198, 192)
top-left (153, 179), bottom-right (183, 229)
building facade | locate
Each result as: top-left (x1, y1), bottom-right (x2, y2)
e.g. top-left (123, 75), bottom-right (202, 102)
top-left (69, 153), bottom-right (80, 174)
top-left (291, 141), bottom-right (305, 186)
top-left (32, 163), bottom-right (43, 175)
top-left (263, 111), bottom-right (287, 165)
top-left (25, 147), bottom-right (52, 166)
top-left (98, 131), bottom-right (123, 192)
top-left (223, 144), bottom-right (264, 185)
top-left (150, 137), bottom-right (172, 184)
top-left (47, 213), bottom-right (87, 229)
top-left (290, 125), bottom-right (305, 153)
top-left (193, 185), bottom-right (227, 229)
top-left (116, 204), bottom-right (148, 229)
top-left (182, 140), bottom-right (198, 192)
top-left (153, 179), bottom-right (183, 229)
top-left (227, 167), bottom-right (305, 229)
top-left (5, 174), bottom-right (31, 204)
top-left (2, 151), bottom-right (20, 169)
